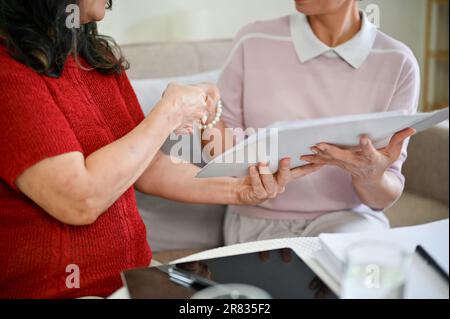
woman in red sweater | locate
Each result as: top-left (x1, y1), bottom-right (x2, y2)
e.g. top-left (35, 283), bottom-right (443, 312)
top-left (0, 0), bottom-right (322, 298)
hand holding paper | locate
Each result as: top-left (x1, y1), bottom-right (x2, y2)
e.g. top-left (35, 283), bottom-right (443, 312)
top-left (235, 158), bottom-right (323, 205)
top-left (302, 128), bottom-right (415, 181)
top-left (301, 128), bottom-right (416, 210)
top-left (197, 108), bottom-right (449, 179)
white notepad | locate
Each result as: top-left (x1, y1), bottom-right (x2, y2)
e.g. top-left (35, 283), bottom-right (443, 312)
top-left (197, 108), bottom-right (449, 178)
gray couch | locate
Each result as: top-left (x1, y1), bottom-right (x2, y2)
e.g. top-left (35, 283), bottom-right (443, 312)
top-left (122, 40), bottom-right (450, 252)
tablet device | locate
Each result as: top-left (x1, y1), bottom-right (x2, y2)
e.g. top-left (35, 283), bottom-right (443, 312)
top-left (122, 248), bottom-right (338, 299)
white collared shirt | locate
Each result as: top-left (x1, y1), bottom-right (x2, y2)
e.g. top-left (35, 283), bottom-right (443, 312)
top-left (290, 11), bottom-right (378, 68)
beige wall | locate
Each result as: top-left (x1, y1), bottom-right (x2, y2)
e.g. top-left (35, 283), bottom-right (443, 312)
top-left (100, 0), bottom-right (426, 62)
top-left (361, 0), bottom-right (427, 79)
top-left (99, 0), bottom-right (294, 44)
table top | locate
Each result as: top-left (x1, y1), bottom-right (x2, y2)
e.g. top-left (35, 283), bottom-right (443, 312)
top-left (109, 237), bottom-right (339, 299)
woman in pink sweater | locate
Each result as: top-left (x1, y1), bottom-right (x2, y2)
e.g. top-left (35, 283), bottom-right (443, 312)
top-left (206, 0), bottom-right (419, 244)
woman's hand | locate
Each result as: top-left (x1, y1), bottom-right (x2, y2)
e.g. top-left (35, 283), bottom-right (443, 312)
top-left (194, 82), bottom-right (221, 123)
top-left (236, 158), bottom-right (324, 206)
top-left (300, 128), bottom-right (416, 210)
top-left (300, 128), bottom-right (416, 184)
top-left (160, 82), bottom-right (220, 135)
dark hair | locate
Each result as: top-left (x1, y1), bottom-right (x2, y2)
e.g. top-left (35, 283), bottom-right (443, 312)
top-left (0, 0), bottom-right (128, 77)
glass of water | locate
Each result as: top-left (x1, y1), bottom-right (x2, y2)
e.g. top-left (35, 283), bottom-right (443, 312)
top-left (340, 241), bottom-right (411, 299)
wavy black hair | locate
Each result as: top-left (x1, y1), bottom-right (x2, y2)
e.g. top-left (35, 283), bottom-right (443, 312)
top-left (0, 0), bottom-right (128, 77)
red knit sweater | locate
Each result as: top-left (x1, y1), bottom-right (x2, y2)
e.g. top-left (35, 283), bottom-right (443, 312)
top-left (0, 45), bottom-right (152, 299)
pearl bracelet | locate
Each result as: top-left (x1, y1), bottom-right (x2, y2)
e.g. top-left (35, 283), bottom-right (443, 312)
top-left (198, 99), bottom-right (223, 130)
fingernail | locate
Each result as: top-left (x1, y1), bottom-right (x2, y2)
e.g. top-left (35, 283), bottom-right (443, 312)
top-left (310, 147), bottom-right (319, 154)
top-left (316, 145), bottom-right (326, 152)
top-left (361, 137), bottom-right (369, 146)
top-left (258, 165), bottom-right (272, 175)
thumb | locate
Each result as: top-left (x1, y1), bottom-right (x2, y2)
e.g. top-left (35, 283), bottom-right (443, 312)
top-left (386, 128), bottom-right (416, 158)
top-left (388, 128), bottom-right (416, 148)
top-left (360, 135), bottom-right (377, 156)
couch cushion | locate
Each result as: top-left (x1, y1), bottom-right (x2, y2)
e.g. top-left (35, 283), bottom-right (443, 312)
top-left (122, 41), bottom-right (232, 79)
top-left (403, 122), bottom-right (449, 205)
top-left (386, 191), bottom-right (449, 228)
top-left (131, 70), bottom-right (220, 116)
top-left (136, 191), bottom-right (226, 252)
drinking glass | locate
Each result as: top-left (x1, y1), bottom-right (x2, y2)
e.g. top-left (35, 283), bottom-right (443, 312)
top-left (340, 241), bottom-right (411, 299)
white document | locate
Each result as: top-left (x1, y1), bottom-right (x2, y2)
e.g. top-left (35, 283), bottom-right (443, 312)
top-left (197, 108), bottom-right (449, 178)
top-left (315, 220), bottom-right (449, 299)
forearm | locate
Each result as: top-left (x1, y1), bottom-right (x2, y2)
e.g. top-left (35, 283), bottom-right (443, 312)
top-left (352, 171), bottom-right (404, 211)
top-left (16, 102), bottom-right (176, 226)
top-left (136, 153), bottom-right (241, 205)
top-left (17, 83), bottom-right (219, 225)
top-left (84, 102), bottom-right (177, 211)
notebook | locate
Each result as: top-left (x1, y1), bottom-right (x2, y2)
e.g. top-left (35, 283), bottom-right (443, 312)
top-left (196, 108), bottom-right (449, 178)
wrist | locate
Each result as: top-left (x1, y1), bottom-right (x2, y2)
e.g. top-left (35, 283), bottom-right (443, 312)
top-left (196, 177), bottom-right (243, 205)
top-left (226, 178), bottom-right (244, 205)
top-left (154, 97), bottom-right (182, 130)
top-left (352, 171), bottom-right (403, 211)
top-left (352, 172), bottom-right (386, 190)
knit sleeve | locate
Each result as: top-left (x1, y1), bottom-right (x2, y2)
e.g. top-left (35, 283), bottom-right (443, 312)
top-left (115, 71), bottom-right (145, 126)
top-left (0, 72), bottom-right (83, 191)
top-left (385, 53), bottom-right (421, 187)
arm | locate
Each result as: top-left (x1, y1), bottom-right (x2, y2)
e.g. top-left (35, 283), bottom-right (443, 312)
top-left (16, 84), bottom-right (208, 226)
top-left (135, 151), bottom-right (239, 205)
top-left (302, 53), bottom-right (420, 211)
top-left (136, 152), bottom-right (323, 206)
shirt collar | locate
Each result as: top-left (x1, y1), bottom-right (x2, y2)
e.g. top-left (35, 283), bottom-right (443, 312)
top-left (290, 10), bottom-right (378, 69)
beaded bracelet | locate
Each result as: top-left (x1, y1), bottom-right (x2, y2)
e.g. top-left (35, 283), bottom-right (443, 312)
top-left (198, 99), bottom-right (223, 130)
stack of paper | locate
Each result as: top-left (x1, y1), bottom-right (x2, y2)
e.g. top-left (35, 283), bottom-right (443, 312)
top-left (197, 108), bottom-right (449, 178)
top-left (315, 219), bottom-right (449, 298)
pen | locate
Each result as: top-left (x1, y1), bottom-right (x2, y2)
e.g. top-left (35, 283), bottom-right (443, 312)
top-left (416, 245), bottom-right (449, 283)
